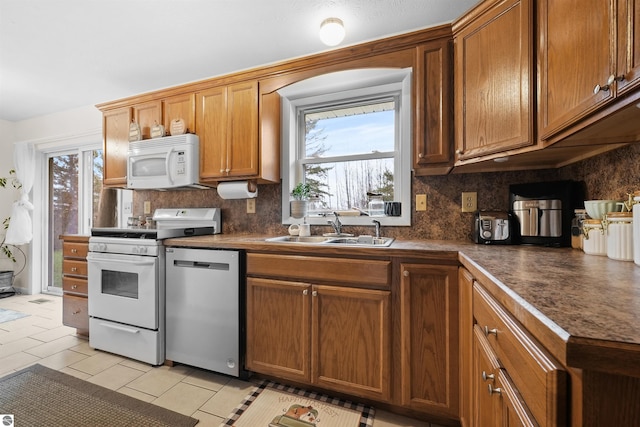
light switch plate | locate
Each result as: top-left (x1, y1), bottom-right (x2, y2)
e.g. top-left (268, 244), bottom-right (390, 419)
top-left (416, 194), bottom-right (427, 211)
top-left (461, 192), bottom-right (477, 212)
top-left (143, 201), bottom-right (151, 215)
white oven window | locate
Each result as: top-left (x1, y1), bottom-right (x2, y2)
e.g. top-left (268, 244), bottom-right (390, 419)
top-left (131, 157), bottom-right (166, 177)
top-left (101, 270), bottom-right (139, 299)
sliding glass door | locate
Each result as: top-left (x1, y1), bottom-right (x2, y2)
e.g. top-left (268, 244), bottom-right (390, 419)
top-left (46, 148), bottom-right (103, 293)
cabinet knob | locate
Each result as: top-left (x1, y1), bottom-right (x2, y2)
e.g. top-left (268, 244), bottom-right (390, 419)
top-left (225, 168), bottom-right (231, 173)
top-left (608, 74), bottom-right (625, 85)
top-left (71, 248), bottom-right (78, 253)
top-left (455, 149), bottom-right (463, 155)
top-left (312, 290), bottom-right (318, 297)
top-left (72, 310), bottom-right (81, 315)
top-left (71, 267), bottom-right (77, 272)
top-left (484, 326), bottom-right (498, 337)
top-left (303, 289), bottom-right (308, 295)
top-left (482, 371), bottom-right (495, 381)
top-left (403, 270), bottom-right (409, 277)
top-left (71, 285), bottom-right (78, 289)
top-left (488, 384), bottom-right (502, 396)
top-left (593, 83), bottom-right (610, 94)
top-left (418, 152), bottom-right (424, 159)
top-left (220, 169), bottom-right (224, 173)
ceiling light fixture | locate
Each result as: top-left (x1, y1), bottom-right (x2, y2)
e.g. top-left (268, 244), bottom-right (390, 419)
top-left (319, 18), bottom-right (345, 46)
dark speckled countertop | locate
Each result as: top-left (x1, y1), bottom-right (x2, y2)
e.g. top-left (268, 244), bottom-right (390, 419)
top-left (165, 234), bottom-right (640, 377)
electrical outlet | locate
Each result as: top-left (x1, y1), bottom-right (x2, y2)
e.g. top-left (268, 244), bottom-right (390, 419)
top-left (461, 192), bottom-right (477, 212)
top-left (416, 194), bottom-right (427, 211)
top-left (143, 201), bottom-right (151, 215)
top-left (247, 198), bottom-right (256, 214)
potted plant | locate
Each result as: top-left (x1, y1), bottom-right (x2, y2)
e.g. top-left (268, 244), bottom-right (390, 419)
top-left (0, 169), bottom-right (20, 297)
top-left (290, 182), bottom-right (311, 219)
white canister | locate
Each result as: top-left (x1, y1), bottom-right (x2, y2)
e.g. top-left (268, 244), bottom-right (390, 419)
top-left (582, 219), bottom-right (607, 256)
top-left (633, 191), bottom-right (640, 266)
top-left (606, 212), bottom-right (634, 262)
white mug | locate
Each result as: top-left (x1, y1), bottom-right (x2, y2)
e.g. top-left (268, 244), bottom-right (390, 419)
top-left (299, 224), bottom-right (311, 237)
top-left (288, 224), bottom-right (300, 236)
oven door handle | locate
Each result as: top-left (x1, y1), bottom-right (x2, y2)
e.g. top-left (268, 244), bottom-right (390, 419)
top-left (88, 254), bottom-right (156, 266)
top-left (100, 322), bottom-right (140, 334)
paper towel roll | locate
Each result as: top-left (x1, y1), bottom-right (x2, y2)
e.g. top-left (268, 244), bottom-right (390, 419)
top-left (217, 181), bottom-right (258, 199)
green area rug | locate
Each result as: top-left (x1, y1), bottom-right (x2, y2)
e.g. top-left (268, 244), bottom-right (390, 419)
top-left (0, 364), bottom-right (198, 427)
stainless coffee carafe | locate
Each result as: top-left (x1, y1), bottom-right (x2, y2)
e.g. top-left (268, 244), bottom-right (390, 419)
top-left (512, 199), bottom-right (562, 237)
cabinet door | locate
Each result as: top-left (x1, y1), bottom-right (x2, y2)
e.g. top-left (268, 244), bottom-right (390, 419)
top-left (399, 263), bottom-right (459, 418)
top-left (497, 370), bottom-right (539, 427)
top-left (414, 39), bottom-right (453, 175)
top-left (312, 284), bottom-right (391, 401)
top-left (196, 86), bottom-right (228, 181)
top-left (616, 0), bottom-right (640, 94)
top-left (163, 93), bottom-right (195, 135)
top-left (226, 81), bottom-right (259, 178)
top-left (246, 277), bottom-right (311, 383)
top-left (473, 326), bottom-right (502, 427)
top-left (538, 0), bottom-right (615, 139)
top-left (459, 268), bottom-right (475, 427)
top-left (454, 0), bottom-right (534, 160)
top-left (103, 106), bottom-right (131, 187)
top-left (133, 100), bottom-right (162, 140)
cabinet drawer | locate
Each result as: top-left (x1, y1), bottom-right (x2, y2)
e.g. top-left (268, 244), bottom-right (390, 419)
top-left (63, 242), bottom-right (88, 259)
top-left (62, 277), bottom-right (88, 296)
top-left (63, 294), bottom-right (89, 331)
top-left (63, 259), bottom-right (87, 277)
top-left (473, 283), bottom-right (566, 426)
top-left (247, 253), bottom-right (391, 288)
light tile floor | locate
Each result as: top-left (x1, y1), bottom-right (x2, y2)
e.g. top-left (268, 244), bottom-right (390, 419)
top-left (0, 293), bottom-right (440, 427)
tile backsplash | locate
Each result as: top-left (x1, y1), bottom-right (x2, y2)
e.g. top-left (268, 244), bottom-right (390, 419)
top-left (133, 143), bottom-right (639, 242)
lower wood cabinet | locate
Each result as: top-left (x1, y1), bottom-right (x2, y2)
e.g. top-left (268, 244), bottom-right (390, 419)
top-left (60, 235), bottom-right (89, 336)
top-left (246, 275), bottom-right (391, 401)
top-left (397, 262), bottom-right (459, 419)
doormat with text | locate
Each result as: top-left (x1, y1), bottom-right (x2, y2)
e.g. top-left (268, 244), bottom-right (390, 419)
top-left (221, 380), bottom-right (375, 427)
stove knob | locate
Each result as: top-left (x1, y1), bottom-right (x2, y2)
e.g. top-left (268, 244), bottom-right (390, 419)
top-left (132, 247), bottom-right (139, 254)
top-left (139, 246), bottom-right (148, 254)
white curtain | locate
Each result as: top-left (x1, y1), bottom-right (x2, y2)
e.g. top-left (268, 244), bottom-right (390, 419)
top-left (5, 143), bottom-right (35, 245)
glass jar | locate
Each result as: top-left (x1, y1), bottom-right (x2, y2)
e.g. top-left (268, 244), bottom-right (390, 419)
top-left (368, 194), bottom-right (385, 217)
top-left (632, 191), bottom-right (640, 266)
top-left (605, 212), bottom-right (633, 262)
top-left (571, 209), bottom-right (588, 250)
top-left (582, 219), bottom-right (607, 256)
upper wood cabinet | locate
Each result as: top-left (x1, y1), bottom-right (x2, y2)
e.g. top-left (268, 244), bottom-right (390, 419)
top-left (102, 106), bottom-right (131, 187)
top-left (538, 0), bottom-right (640, 140)
top-left (414, 38), bottom-right (454, 175)
top-left (197, 81), bottom-right (259, 182)
top-left (397, 262), bottom-right (459, 419)
top-left (163, 93), bottom-right (195, 135)
top-left (133, 100), bottom-right (162, 140)
top-left (453, 0), bottom-right (534, 162)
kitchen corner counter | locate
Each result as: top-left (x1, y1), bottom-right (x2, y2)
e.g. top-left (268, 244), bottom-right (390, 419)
top-left (165, 234), bottom-right (640, 377)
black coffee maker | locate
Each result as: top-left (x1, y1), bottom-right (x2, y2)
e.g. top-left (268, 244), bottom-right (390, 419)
top-left (509, 180), bottom-right (585, 247)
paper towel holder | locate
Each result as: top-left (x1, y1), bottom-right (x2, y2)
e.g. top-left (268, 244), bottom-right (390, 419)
top-left (216, 180), bottom-right (258, 199)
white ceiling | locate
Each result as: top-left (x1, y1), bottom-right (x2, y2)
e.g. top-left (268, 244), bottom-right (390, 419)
top-left (0, 0), bottom-right (478, 122)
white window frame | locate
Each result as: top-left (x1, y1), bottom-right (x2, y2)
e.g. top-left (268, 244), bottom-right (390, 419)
top-left (279, 68), bottom-right (412, 227)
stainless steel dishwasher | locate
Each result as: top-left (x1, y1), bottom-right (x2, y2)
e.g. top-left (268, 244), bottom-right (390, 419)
top-left (165, 247), bottom-right (242, 377)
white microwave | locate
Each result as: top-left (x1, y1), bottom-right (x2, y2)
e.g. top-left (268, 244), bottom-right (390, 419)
top-left (127, 134), bottom-right (203, 190)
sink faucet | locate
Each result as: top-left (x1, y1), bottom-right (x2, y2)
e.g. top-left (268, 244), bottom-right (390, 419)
top-left (372, 219), bottom-right (381, 238)
top-left (328, 212), bottom-right (342, 235)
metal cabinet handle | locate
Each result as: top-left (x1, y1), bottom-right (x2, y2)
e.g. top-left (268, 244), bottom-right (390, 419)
top-left (71, 267), bottom-right (77, 272)
top-left (71, 248), bottom-right (78, 253)
top-left (418, 152), bottom-right (424, 158)
top-left (303, 289), bottom-right (308, 295)
top-left (72, 310), bottom-right (81, 315)
top-left (403, 270), bottom-right (409, 277)
top-left (220, 169), bottom-right (224, 173)
top-left (455, 149), bottom-right (463, 155)
top-left (482, 371), bottom-right (495, 381)
top-left (71, 285), bottom-right (78, 289)
top-left (608, 74), bottom-right (625, 85)
top-left (488, 384), bottom-right (502, 396)
top-left (484, 326), bottom-right (498, 337)
top-left (593, 83), bottom-right (610, 94)
top-left (312, 290), bottom-right (317, 297)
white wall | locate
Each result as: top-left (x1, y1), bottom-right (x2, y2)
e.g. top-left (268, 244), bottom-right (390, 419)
top-left (2, 105), bottom-right (102, 294)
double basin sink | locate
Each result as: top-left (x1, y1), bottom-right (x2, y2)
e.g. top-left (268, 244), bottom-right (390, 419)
top-left (265, 235), bottom-right (395, 247)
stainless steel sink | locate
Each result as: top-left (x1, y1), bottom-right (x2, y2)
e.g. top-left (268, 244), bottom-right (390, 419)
top-left (265, 235), bottom-right (394, 247)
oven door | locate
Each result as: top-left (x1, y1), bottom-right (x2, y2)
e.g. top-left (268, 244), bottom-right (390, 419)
top-left (87, 251), bottom-right (160, 330)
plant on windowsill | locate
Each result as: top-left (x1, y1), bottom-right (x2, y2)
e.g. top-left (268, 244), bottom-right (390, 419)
top-left (290, 182), bottom-right (311, 219)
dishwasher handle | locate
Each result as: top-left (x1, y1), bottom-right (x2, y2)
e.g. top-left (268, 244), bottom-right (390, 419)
top-left (172, 260), bottom-right (230, 271)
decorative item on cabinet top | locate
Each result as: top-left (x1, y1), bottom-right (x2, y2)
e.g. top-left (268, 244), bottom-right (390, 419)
top-left (129, 120), bottom-right (142, 142)
top-left (150, 121), bottom-right (166, 138)
top-left (170, 118), bottom-right (187, 135)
